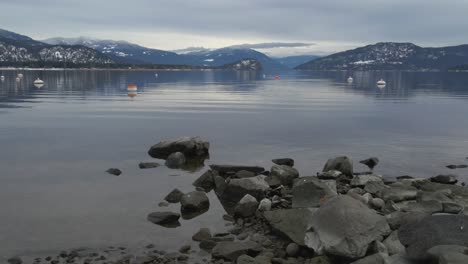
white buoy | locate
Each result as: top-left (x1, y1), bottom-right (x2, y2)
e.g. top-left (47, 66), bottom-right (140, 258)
top-left (17, 73), bottom-right (23, 78)
top-left (347, 76), bottom-right (353, 83)
top-left (0, 75), bottom-right (4, 81)
top-left (16, 77), bottom-right (20, 82)
top-left (33, 78), bottom-right (44, 85)
top-left (155, 73), bottom-right (159, 78)
top-left (377, 79), bottom-right (386, 86)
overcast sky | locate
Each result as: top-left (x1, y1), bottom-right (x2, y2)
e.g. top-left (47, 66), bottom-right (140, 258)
top-left (1, 0), bottom-right (467, 56)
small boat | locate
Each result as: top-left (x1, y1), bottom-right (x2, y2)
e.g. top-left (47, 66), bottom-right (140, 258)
top-left (33, 78), bottom-right (44, 85)
top-left (377, 79), bottom-right (386, 85)
top-left (347, 76), bottom-right (354, 83)
top-left (17, 73), bottom-right (23, 78)
top-left (127, 84), bottom-right (137, 91)
top-left (0, 75), bottom-right (4, 81)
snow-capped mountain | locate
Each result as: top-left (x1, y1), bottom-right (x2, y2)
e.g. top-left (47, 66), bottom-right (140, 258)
top-left (296, 42), bottom-right (468, 71)
top-left (0, 29), bottom-right (113, 66)
top-left (42, 37), bottom-right (187, 65)
top-left (221, 59), bottom-right (262, 71)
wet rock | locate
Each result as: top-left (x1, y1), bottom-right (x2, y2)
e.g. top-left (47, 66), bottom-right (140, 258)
top-left (291, 177), bottom-right (336, 208)
top-left (192, 227), bottom-right (212, 241)
top-left (216, 175), bottom-right (269, 205)
top-left (258, 198), bottom-right (272, 212)
top-left (378, 184), bottom-right (418, 202)
top-left (317, 170), bottom-right (342, 180)
top-left (272, 158), bottom-right (294, 167)
top-left (148, 136), bottom-right (209, 159)
top-left (147, 211), bottom-right (181, 227)
top-left (165, 152), bottom-right (186, 168)
top-left (350, 253), bottom-right (388, 264)
top-left (138, 162), bottom-right (160, 169)
top-left (164, 188), bottom-right (184, 203)
top-left (399, 215), bottom-right (468, 260)
top-left (304, 195), bottom-right (391, 258)
top-left (427, 245), bottom-right (468, 264)
top-left (7, 257), bottom-right (22, 264)
top-left (179, 245), bottom-right (191, 253)
top-left (446, 164), bottom-right (468, 169)
top-left (263, 208), bottom-right (317, 246)
top-left (286, 243), bottom-right (300, 257)
top-left (383, 230), bottom-right (406, 255)
top-left (234, 194), bottom-right (259, 218)
top-left (430, 174), bottom-right (458, 184)
top-left (323, 156), bottom-right (353, 177)
top-left (180, 191), bottom-right (210, 218)
top-left (210, 164), bottom-right (265, 176)
top-left (199, 240), bottom-right (217, 251)
top-left (106, 168), bottom-right (122, 176)
top-left (211, 241), bottom-right (260, 261)
top-left (359, 157), bottom-right (379, 170)
top-left (350, 174), bottom-right (383, 187)
top-left (443, 202), bottom-right (463, 214)
top-left (193, 170), bottom-right (217, 191)
top-left (417, 190), bottom-right (452, 203)
top-left (235, 170), bottom-right (256, 178)
top-left (270, 165), bottom-right (299, 186)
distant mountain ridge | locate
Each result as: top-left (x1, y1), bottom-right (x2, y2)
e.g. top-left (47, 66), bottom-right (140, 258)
top-left (273, 55), bottom-right (321, 68)
top-left (296, 42), bottom-right (468, 71)
top-left (0, 29), bottom-right (113, 67)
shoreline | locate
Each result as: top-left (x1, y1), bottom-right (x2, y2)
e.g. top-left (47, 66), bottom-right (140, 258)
top-left (7, 137), bottom-right (468, 264)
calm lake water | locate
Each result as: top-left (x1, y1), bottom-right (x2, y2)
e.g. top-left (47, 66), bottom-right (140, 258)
top-left (1, 69), bottom-right (468, 259)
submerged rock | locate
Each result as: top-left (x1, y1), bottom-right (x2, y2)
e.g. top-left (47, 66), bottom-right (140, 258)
top-left (138, 162), bottom-right (160, 169)
top-left (446, 164), bottom-right (468, 169)
top-left (148, 136), bottom-right (209, 159)
top-left (272, 158), bottom-right (295, 167)
top-left (323, 156), bottom-right (353, 176)
top-left (180, 191), bottom-right (210, 218)
top-left (304, 195), bottom-right (390, 258)
top-left (165, 152), bottom-right (186, 169)
top-left (270, 165), bottom-right (299, 186)
top-left (359, 157), bottom-right (379, 170)
top-left (147, 211), bottom-right (181, 227)
top-left (210, 164), bottom-right (264, 175)
top-left (164, 188), bottom-right (184, 203)
top-left (211, 241), bottom-right (261, 261)
top-left (193, 170), bottom-right (217, 191)
top-left (192, 228), bottom-right (212, 241)
top-left (106, 168), bottom-right (122, 176)
top-left (430, 174), bottom-right (458, 184)
top-left (7, 257), bottom-right (22, 264)
top-left (292, 177), bottom-right (336, 208)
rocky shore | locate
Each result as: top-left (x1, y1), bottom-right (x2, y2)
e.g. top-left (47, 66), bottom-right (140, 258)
top-left (10, 137), bottom-right (468, 264)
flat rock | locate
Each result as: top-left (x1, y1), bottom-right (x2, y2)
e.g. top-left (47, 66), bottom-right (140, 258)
top-left (322, 156), bottom-right (353, 177)
top-left (317, 170), bottom-right (342, 180)
top-left (292, 177), bottom-right (336, 208)
top-left (272, 158), bottom-right (294, 167)
top-left (351, 174), bottom-right (383, 187)
top-left (427, 245), bottom-right (468, 264)
top-left (211, 241), bottom-right (260, 261)
top-left (304, 195), bottom-right (391, 259)
top-left (235, 170), bottom-right (256, 178)
top-left (147, 211), bottom-right (180, 227)
top-left (216, 175), bottom-right (269, 205)
top-left (378, 184), bottom-right (418, 202)
top-left (106, 168), bottom-right (121, 176)
top-left (138, 162), bottom-right (160, 169)
top-left (430, 174), bottom-right (458, 184)
top-left (193, 170), bottom-right (217, 191)
top-left (270, 165), bottom-right (299, 186)
top-left (399, 215), bottom-right (468, 260)
top-left (164, 188), bottom-right (184, 203)
top-left (446, 164), bottom-right (468, 169)
top-left (7, 257), bottom-right (22, 264)
top-left (210, 164), bottom-right (265, 175)
top-left (180, 191), bottom-right (210, 218)
top-left (350, 253), bottom-right (388, 264)
top-left (263, 208), bottom-right (317, 246)
top-left (148, 136), bottom-right (209, 159)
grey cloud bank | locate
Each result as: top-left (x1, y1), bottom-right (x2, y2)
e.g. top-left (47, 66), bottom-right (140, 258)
top-left (0, 0), bottom-right (467, 55)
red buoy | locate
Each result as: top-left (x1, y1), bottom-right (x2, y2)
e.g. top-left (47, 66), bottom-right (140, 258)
top-left (274, 75), bottom-right (280, 80)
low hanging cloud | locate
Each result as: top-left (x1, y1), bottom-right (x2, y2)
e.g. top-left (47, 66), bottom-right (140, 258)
top-left (228, 42), bottom-right (315, 49)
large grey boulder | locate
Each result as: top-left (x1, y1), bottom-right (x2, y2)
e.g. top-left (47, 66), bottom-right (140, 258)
top-left (211, 241), bottom-right (261, 261)
top-left (426, 245), bottom-right (468, 264)
top-left (351, 174), bottom-right (383, 187)
top-left (234, 194), bottom-right (259, 218)
top-left (398, 215), bottom-right (468, 260)
top-left (209, 164), bottom-right (264, 175)
top-left (364, 180), bottom-right (386, 195)
top-left (216, 175), bottom-right (269, 205)
top-left (350, 253), bottom-right (388, 264)
top-left (270, 165), bottom-right (299, 186)
top-left (263, 208), bottom-right (317, 246)
top-left (292, 177), bottom-right (336, 208)
top-left (304, 195), bottom-right (391, 259)
top-left (148, 136), bottom-right (209, 159)
top-left (323, 156), bottom-right (353, 177)
top-left (383, 231), bottom-right (406, 255)
top-left (180, 191), bottom-right (210, 217)
top-left (165, 152), bottom-right (186, 168)
top-left (378, 184), bottom-right (418, 202)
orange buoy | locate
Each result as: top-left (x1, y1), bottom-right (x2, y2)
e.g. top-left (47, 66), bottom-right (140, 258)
top-left (127, 84), bottom-right (137, 91)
